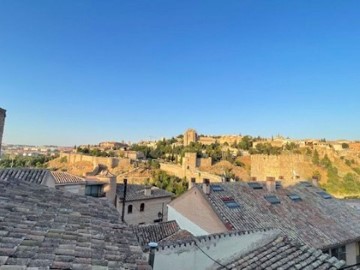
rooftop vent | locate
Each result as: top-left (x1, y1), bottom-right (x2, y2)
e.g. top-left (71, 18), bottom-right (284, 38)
top-left (288, 193), bottom-right (302, 202)
top-left (264, 195), bottom-right (281, 204)
top-left (211, 185), bottom-right (224, 192)
top-left (248, 182), bottom-right (263, 190)
top-left (317, 191), bottom-right (332, 199)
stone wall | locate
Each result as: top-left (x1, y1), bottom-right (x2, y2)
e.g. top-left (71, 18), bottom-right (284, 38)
top-left (251, 154), bottom-right (308, 185)
top-left (59, 152), bottom-right (131, 169)
top-left (0, 108), bottom-right (6, 157)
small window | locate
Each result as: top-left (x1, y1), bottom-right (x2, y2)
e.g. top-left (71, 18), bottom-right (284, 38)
top-left (248, 182), bottom-right (263, 189)
top-left (211, 185), bottom-right (224, 192)
top-left (275, 181), bottom-right (282, 189)
top-left (140, 203), bottom-right (145, 212)
top-left (264, 195), bottom-right (281, 204)
top-left (288, 193), bottom-right (302, 202)
top-left (224, 201), bottom-right (240, 209)
top-left (317, 191), bottom-right (332, 199)
top-left (331, 245), bottom-right (346, 261)
top-left (128, 205), bottom-right (133, 214)
top-left (85, 185), bottom-right (103, 197)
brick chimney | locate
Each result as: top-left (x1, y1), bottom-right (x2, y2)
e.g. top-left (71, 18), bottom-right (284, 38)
top-left (251, 176), bottom-right (257, 181)
top-left (266, 176), bottom-right (276, 192)
top-left (144, 186), bottom-right (152, 196)
top-left (202, 179), bottom-right (210, 195)
top-left (189, 178), bottom-right (196, 190)
top-left (312, 176), bottom-right (319, 187)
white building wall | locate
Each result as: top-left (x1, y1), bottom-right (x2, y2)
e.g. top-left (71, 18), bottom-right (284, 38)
top-left (346, 242), bottom-right (359, 266)
top-left (167, 205), bottom-right (209, 236)
top-left (118, 197), bottom-right (172, 225)
top-left (154, 230), bottom-right (278, 270)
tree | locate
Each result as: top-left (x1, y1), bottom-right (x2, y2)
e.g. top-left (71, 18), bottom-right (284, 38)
top-left (312, 150), bottom-right (320, 165)
top-left (342, 143), bottom-right (349, 149)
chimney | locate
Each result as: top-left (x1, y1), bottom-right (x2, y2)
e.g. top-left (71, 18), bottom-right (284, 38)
top-left (312, 176), bottom-right (319, 187)
top-left (266, 176), bottom-right (276, 192)
top-left (144, 185), bottom-right (152, 196)
top-left (202, 179), bottom-right (210, 195)
top-left (189, 178), bottom-right (196, 190)
top-left (251, 176), bottom-right (257, 181)
top-left (100, 173), bottom-right (117, 206)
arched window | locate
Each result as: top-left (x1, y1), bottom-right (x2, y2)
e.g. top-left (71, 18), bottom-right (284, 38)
top-left (140, 203), bottom-right (145, 212)
top-left (127, 204), bottom-right (133, 214)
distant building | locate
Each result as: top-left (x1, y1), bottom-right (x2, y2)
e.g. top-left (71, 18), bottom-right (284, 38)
top-left (184, 128), bottom-right (197, 146)
top-left (0, 168), bottom-right (117, 205)
top-left (116, 184), bottom-right (174, 225)
top-left (168, 180), bottom-right (360, 265)
top-left (0, 107), bottom-right (6, 157)
top-left (99, 141), bottom-right (128, 150)
top-left (123, 150), bottom-right (146, 160)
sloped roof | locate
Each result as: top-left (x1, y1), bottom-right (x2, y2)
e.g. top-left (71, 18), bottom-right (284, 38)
top-left (117, 184), bottom-right (174, 202)
top-left (194, 181), bottom-right (360, 250)
top-left (0, 178), bottom-right (149, 269)
top-left (218, 235), bottom-right (348, 270)
top-left (0, 168), bottom-right (50, 185)
top-left (51, 171), bottom-right (86, 185)
top-left (133, 220), bottom-right (194, 248)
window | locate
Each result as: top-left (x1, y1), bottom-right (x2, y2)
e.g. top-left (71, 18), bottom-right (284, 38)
top-left (275, 181), bottom-right (282, 189)
top-left (211, 185), bottom-right (224, 192)
top-left (85, 185), bottom-right (103, 197)
top-left (128, 205), bottom-right (133, 214)
top-left (331, 245), bottom-right (346, 261)
top-left (317, 191), bottom-right (332, 199)
top-left (221, 197), bottom-right (240, 209)
top-left (224, 201), bottom-right (240, 209)
top-left (248, 182), bottom-right (263, 189)
top-left (288, 193), bottom-right (302, 202)
top-left (140, 203), bottom-right (145, 212)
top-left (264, 195), bottom-right (281, 204)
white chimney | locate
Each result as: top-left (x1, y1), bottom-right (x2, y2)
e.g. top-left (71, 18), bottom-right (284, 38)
top-left (266, 176), bottom-right (276, 192)
top-left (312, 176), bottom-right (319, 187)
top-left (144, 186), bottom-right (152, 196)
top-left (202, 179), bottom-right (210, 195)
top-left (189, 178), bottom-right (196, 190)
top-left (101, 174), bottom-right (117, 206)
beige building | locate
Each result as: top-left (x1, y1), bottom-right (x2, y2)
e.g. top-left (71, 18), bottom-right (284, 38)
top-left (183, 128), bottom-right (197, 146)
top-left (0, 107), bottom-right (6, 157)
top-left (116, 184), bottom-right (173, 225)
top-left (168, 180), bottom-right (360, 265)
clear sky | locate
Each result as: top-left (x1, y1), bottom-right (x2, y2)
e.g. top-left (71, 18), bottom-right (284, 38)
top-left (1, 1), bottom-right (360, 146)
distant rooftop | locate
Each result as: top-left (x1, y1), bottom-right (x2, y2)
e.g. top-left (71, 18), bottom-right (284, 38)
top-left (51, 171), bottom-right (86, 185)
top-left (0, 168), bottom-right (51, 185)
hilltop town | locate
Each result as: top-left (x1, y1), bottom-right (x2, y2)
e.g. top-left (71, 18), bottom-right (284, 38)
top-left (2, 108), bottom-right (360, 269)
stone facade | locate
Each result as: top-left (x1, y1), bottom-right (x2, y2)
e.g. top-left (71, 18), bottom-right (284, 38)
top-left (0, 108), bottom-right (6, 157)
top-left (59, 152), bottom-right (131, 169)
top-left (183, 128), bottom-right (197, 146)
top-left (251, 154), bottom-right (308, 185)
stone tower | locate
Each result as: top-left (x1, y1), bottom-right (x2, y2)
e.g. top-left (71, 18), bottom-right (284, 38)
top-left (0, 108), bottom-right (6, 157)
top-left (183, 128), bottom-right (197, 146)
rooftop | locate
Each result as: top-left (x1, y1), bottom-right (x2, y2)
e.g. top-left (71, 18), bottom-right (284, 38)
top-left (0, 168), bottom-right (50, 185)
top-left (51, 171), bottom-right (86, 185)
top-left (117, 184), bottom-right (174, 202)
top-left (193, 181), bottom-right (360, 250)
top-left (133, 221), bottom-right (194, 248)
top-left (218, 234), bottom-right (348, 270)
top-left (0, 178), bottom-right (149, 269)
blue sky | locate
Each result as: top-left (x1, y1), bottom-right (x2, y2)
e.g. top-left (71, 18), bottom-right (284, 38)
top-left (1, 1), bottom-right (360, 145)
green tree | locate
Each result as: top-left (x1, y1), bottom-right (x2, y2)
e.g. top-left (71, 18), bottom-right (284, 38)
top-left (312, 150), bottom-right (320, 165)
